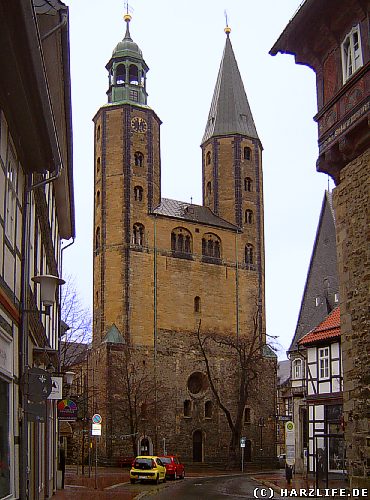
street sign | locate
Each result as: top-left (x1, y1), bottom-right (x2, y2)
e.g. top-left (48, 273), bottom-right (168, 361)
top-left (92, 413), bottom-right (102, 424)
top-left (285, 421), bottom-right (295, 466)
top-left (92, 423), bottom-right (101, 436)
top-left (240, 437), bottom-right (246, 448)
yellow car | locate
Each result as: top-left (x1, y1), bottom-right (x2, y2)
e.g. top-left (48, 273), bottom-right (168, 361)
top-left (130, 456), bottom-right (167, 484)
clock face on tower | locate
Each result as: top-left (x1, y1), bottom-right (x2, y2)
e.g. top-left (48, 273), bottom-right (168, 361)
top-left (131, 117), bottom-right (147, 133)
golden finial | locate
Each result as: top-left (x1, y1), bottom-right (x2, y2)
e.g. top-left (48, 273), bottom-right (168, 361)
top-left (124, 1), bottom-right (132, 22)
top-left (224, 10), bottom-right (231, 35)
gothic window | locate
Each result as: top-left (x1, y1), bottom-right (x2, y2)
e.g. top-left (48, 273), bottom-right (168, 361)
top-left (245, 244), bottom-right (254, 266)
top-left (116, 64), bottom-right (125, 85)
top-left (134, 186), bottom-right (143, 202)
top-left (194, 296), bottom-right (201, 313)
top-left (95, 226), bottom-right (100, 251)
top-left (245, 209), bottom-right (253, 224)
top-left (244, 146), bottom-right (251, 161)
top-left (341, 25), bottom-right (363, 83)
top-left (206, 151), bottom-right (211, 165)
top-left (96, 125), bottom-right (101, 141)
top-left (205, 401), bottom-right (213, 418)
top-left (202, 233), bottom-right (222, 259)
top-left (244, 177), bottom-right (252, 192)
top-left (206, 181), bottom-right (212, 197)
top-left (171, 227), bottom-right (192, 255)
top-left (134, 151), bottom-right (144, 167)
top-left (184, 400), bottom-right (191, 417)
top-left (129, 64), bottom-right (139, 85)
top-left (132, 223), bottom-right (145, 246)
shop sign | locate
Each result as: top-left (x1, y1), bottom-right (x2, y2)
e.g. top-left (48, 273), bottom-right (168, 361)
top-left (57, 399), bottom-right (78, 421)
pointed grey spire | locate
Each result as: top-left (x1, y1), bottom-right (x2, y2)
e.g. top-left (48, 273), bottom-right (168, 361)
top-left (202, 36), bottom-right (258, 144)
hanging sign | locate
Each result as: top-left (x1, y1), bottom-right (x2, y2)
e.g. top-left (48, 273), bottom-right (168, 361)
top-left (57, 399), bottom-right (78, 421)
top-left (48, 376), bottom-right (63, 400)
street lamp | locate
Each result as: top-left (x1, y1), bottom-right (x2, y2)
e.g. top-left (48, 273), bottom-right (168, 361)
top-left (32, 274), bottom-right (65, 314)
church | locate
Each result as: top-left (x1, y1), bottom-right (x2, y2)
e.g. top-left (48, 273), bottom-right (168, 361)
top-left (91, 13), bottom-right (276, 465)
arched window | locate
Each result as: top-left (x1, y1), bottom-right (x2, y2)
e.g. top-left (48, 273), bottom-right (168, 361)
top-left (202, 233), bottom-right (222, 259)
top-left (134, 186), bottom-right (143, 202)
top-left (95, 227), bottom-right (100, 251)
top-left (116, 64), bottom-right (125, 85)
top-left (96, 190), bottom-right (100, 206)
top-left (96, 125), bottom-right (101, 141)
top-left (293, 359), bottom-right (303, 379)
top-left (171, 227), bottom-right (192, 255)
top-left (206, 181), bottom-right (212, 197)
top-left (96, 157), bottom-right (101, 174)
top-left (245, 244), bottom-right (254, 266)
top-left (206, 151), bottom-right (211, 165)
top-left (244, 177), bottom-right (252, 192)
top-left (134, 151), bottom-right (144, 167)
top-left (205, 401), bottom-right (213, 419)
top-left (245, 209), bottom-right (253, 224)
top-left (194, 296), bottom-right (201, 313)
top-left (244, 146), bottom-right (251, 160)
top-left (129, 64), bottom-right (139, 85)
top-left (132, 223), bottom-right (145, 246)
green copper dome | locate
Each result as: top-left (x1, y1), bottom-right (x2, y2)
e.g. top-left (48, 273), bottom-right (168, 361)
top-left (112, 16), bottom-right (143, 59)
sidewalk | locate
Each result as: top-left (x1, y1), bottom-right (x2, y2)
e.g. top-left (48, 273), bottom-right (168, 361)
top-left (251, 468), bottom-right (349, 496)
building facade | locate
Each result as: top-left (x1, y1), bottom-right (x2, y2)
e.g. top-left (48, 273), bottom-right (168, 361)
top-left (0, 1), bottom-right (74, 498)
top-left (92, 15), bottom-right (276, 466)
top-left (271, 0), bottom-right (369, 489)
top-left (299, 307), bottom-right (344, 477)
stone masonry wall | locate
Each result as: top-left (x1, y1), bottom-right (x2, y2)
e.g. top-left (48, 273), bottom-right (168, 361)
top-left (333, 147), bottom-right (369, 489)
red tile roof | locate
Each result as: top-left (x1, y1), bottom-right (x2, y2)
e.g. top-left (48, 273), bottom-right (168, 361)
top-left (299, 307), bottom-right (340, 346)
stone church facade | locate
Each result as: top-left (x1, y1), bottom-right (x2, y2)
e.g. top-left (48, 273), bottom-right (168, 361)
top-left (91, 15), bottom-right (276, 465)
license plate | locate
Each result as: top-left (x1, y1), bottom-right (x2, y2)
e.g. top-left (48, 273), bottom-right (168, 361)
top-left (138, 476), bottom-right (146, 479)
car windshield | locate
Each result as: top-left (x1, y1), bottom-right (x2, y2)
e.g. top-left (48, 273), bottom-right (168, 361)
top-left (134, 458), bottom-right (154, 469)
top-left (158, 457), bottom-right (172, 464)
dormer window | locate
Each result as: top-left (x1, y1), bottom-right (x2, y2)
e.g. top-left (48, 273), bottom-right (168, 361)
top-left (341, 25), bottom-right (363, 84)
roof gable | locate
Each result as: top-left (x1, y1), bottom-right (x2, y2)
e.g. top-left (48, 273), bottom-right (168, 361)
top-left (300, 307), bottom-right (340, 345)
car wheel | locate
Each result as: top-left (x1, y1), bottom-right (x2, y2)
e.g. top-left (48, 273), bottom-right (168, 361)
top-left (130, 479), bottom-right (135, 484)
top-left (180, 470), bottom-right (185, 479)
top-left (155, 474), bottom-right (160, 485)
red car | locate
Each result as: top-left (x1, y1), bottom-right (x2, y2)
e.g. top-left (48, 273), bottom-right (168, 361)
top-left (158, 455), bottom-right (185, 479)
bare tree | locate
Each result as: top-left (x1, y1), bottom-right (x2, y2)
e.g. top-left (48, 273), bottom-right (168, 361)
top-left (108, 347), bottom-right (158, 457)
top-left (59, 275), bottom-right (92, 369)
top-left (196, 310), bottom-right (278, 468)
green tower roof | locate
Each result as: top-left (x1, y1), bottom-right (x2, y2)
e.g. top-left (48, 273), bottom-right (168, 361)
top-left (112, 16), bottom-right (143, 59)
top-left (202, 31), bottom-right (259, 144)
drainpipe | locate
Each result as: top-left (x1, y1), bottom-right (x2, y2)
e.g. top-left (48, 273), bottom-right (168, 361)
top-left (235, 230), bottom-right (239, 345)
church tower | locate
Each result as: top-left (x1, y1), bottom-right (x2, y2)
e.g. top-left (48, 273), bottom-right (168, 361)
top-left (93, 14), bottom-right (161, 345)
top-left (202, 26), bottom-right (265, 337)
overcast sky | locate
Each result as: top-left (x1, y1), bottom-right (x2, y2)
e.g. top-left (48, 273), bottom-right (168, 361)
top-left (63, 0), bottom-right (333, 358)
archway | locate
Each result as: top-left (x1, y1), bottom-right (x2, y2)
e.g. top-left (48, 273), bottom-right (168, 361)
top-left (193, 430), bottom-right (203, 462)
top-left (138, 436), bottom-right (153, 456)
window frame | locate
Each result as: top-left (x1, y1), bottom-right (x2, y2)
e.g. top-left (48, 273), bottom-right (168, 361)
top-left (318, 347), bottom-right (330, 380)
top-left (292, 358), bottom-right (303, 380)
top-left (341, 24), bottom-right (363, 84)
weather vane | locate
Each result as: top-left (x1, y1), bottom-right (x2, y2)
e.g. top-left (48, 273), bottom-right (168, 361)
top-left (224, 10), bottom-right (231, 35)
top-left (124, 1), bottom-right (134, 15)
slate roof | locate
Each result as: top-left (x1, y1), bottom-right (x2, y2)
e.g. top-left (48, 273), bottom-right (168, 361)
top-left (277, 359), bottom-right (291, 386)
top-left (288, 191), bottom-right (338, 352)
top-left (153, 198), bottom-right (238, 231)
top-left (202, 34), bottom-right (259, 144)
top-left (299, 307), bottom-right (340, 346)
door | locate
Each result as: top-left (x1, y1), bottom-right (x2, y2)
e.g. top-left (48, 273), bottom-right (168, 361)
top-left (192, 430), bottom-right (203, 462)
top-left (244, 439), bottom-right (252, 462)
